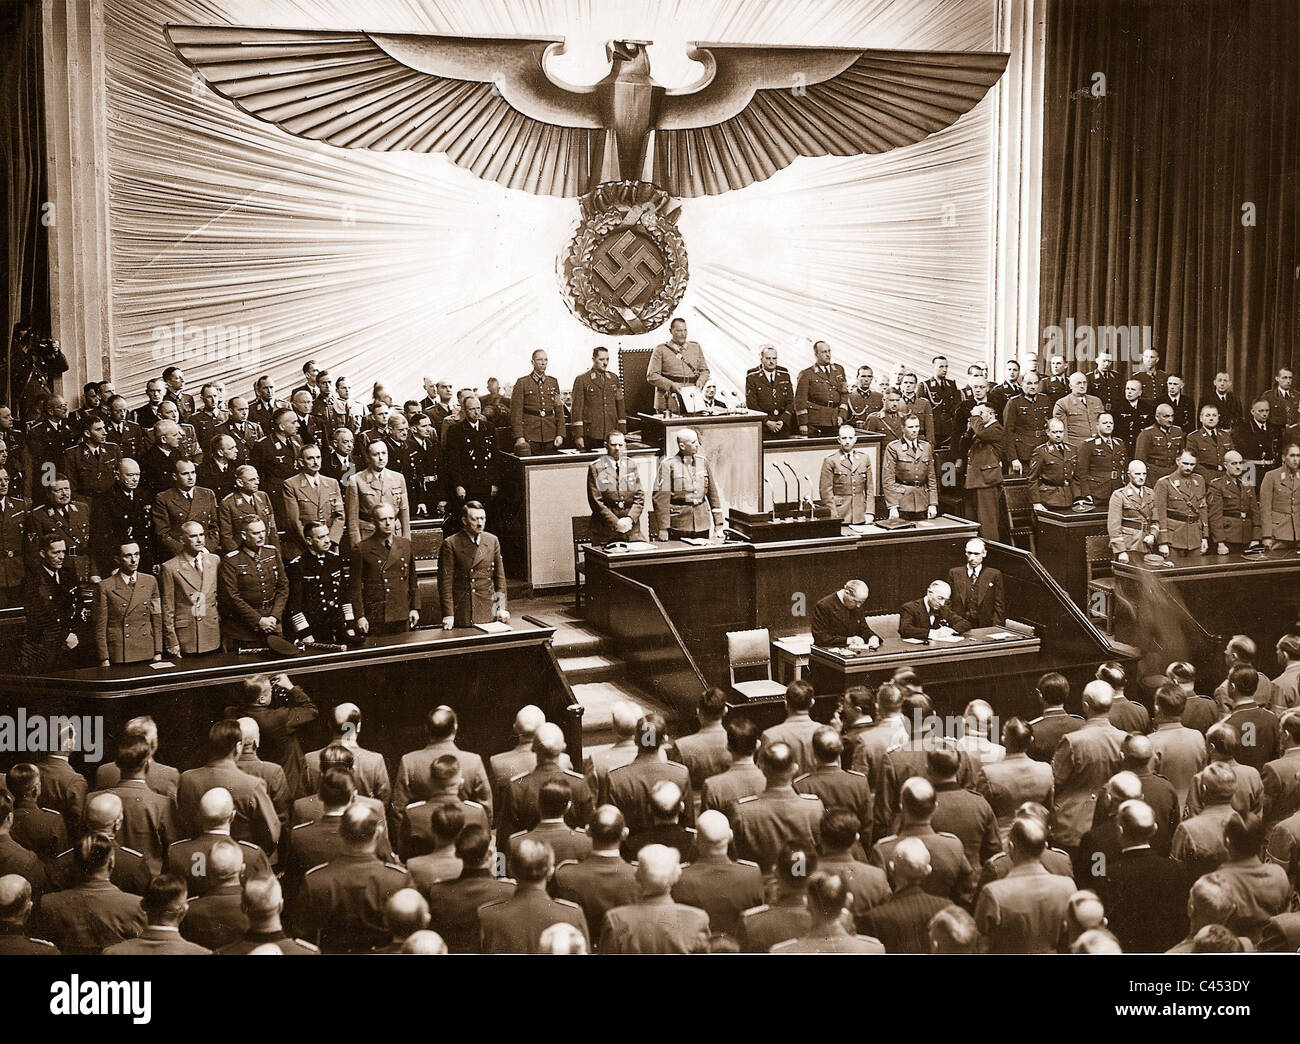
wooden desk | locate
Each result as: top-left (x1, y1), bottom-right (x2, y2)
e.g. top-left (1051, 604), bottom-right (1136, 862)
top-left (1035, 506), bottom-right (1108, 605)
top-left (0, 620), bottom-right (581, 778)
top-left (638, 411), bottom-right (765, 514)
top-left (496, 446), bottom-right (659, 588)
top-left (772, 634), bottom-right (812, 683)
top-left (762, 433), bottom-right (887, 507)
top-left (1112, 548), bottom-right (1300, 685)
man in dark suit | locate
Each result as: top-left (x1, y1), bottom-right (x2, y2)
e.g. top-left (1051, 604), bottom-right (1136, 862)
top-left (1236, 399), bottom-right (1279, 466)
top-left (321, 426), bottom-right (358, 486)
top-left (946, 536), bottom-right (1004, 628)
top-left (478, 838), bottom-right (588, 953)
top-left (1201, 371), bottom-right (1244, 432)
top-left (16, 534), bottom-right (86, 673)
top-left (810, 579), bottom-right (881, 648)
top-left (746, 345), bottom-right (796, 438)
top-left (1105, 799), bottom-right (1191, 952)
top-left (552, 805), bottom-right (639, 942)
top-left (442, 397), bottom-right (497, 533)
top-left (350, 502), bottom-right (418, 635)
top-left (899, 579), bottom-right (971, 641)
top-left (438, 500), bottom-right (506, 629)
top-left (151, 459), bottom-right (219, 560)
top-left (199, 434), bottom-right (241, 502)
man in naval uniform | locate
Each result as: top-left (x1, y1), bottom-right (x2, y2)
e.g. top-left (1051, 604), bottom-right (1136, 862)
top-left (287, 520), bottom-right (352, 645)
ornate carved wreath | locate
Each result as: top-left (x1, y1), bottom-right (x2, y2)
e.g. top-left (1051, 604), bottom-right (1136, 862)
top-left (560, 181), bottom-right (689, 335)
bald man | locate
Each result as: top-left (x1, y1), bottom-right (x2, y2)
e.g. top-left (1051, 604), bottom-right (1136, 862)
top-left (218, 465), bottom-right (280, 553)
top-left (670, 810), bottom-right (763, 940)
top-left (1107, 459), bottom-right (1159, 559)
top-left (599, 844), bottom-right (710, 954)
top-left (810, 579), bottom-right (881, 649)
top-left (974, 816), bottom-right (1076, 953)
top-left (861, 836), bottom-right (953, 953)
top-left (490, 705), bottom-right (573, 804)
top-left (496, 723), bottom-right (592, 849)
top-left (0, 874), bottom-right (58, 953)
top-left (771, 870), bottom-right (886, 953)
top-left (899, 579), bottom-right (971, 641)
top-left (1052, 371), bottom-right (1104, 451)
top-left (165, 786), bottom-right (271, 896)
top-left (1105, 799), bottom-right (1191, 953)
top-left (179, 838), bottom-right (248, 950)
top-left (947, 537), bottom-right (1004, 628)
top-left (50, 792), bottom-right (150, 896)
top-left (1207, 451), bottom-right (1261, 552)
top-left (303, 703), bottom-right (390, 803)
top-left (1051, 681), bottom-right (1127, 849)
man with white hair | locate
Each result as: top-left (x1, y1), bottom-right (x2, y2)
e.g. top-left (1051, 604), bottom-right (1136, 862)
top-left (583, 700), bottom-right (641, 799)
top-left (899, 579), bottom-right (971, 641)
top-left (0, 874), bottom-right (58, 953)
top-left (1053, 371), bottom-right (1104, 451)
top-left (1105, 799), bottom-right (1191, 952)
top-left (810, 579), bottom-right (881, 649)
top-left (652, 428), bottom-right (723, 540)
top-left (1107, 459), bottom-right (1159, 561)
top-left (165, 787), bottom-right (274, 897)
top-left (1051, 680), bottom-right (1126, 850)
top-left (947, 537), bottom-right (1004, 628)
top-left (861, 836), bottom-right (953, 953)
top-left (490, 705), bottom-right (571, 803)
top-left (304, 703), bottom-right (390, 802)
top-left (600, 844), bottom-right (710, 953)
top-left (671, 809), bottom-right (763, 939)
top-left (234, 717), bottom-right (291, 830)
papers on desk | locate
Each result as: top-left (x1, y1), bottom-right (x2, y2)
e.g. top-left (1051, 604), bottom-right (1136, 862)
top-left (474, 622), bottom-right (511, 634)
top-left (928, 631), bottom-right (964, 643)
top-left (616, 541), bottom-right (656, 552)
top-left (846, 524), bottom-right (876, 534)
top-left (557, 448), bottom-right (582, 455)
top-left (902, 638), bottom-right (926, 645)
top-left (680, 537), bottom-right (712, 546)
top-left (149, 661), bottom-right (175, 670)
top-left (985, 631), bottom-right (1018, 641)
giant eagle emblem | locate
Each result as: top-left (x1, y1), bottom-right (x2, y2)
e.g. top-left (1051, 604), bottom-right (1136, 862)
top-left (166, 27), bottom-right (1009, 333)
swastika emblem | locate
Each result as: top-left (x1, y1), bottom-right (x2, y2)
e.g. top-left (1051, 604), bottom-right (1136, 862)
top-left (591, 228), bottom-right (665, 309)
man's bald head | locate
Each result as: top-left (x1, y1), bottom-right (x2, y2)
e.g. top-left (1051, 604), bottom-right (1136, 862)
top-left (890, 836), bottom-right (932, 886)
top-left (899, 776), bottom-right (937, 821)
top-left (1121, 733), bottom-right (1154, 771)
top-left (1081, 679), bottom-right (1115, 716)
top-left (208, 839), bottom-right (244, 883)
top-left (237, 716), bottom-right (260, 748)
top-left (385, 888), bottom-right (430, 939)
top-left (400, 930), bottom-right (448, 954)
top-left (1009, 815), bottom-right (1048, 859)
top-left (587, 805), bottom-right (627, 850)
top-left (0, 874), bottom-right (32, 923)
top-left (695, 810), bottom-right (732, 850)
top-left (241, 875), bottom-right (283, 921)
top-left (1105, 770), bottom-right (1143, 804)
top-left (635, 844), bottom-right (682, 895)
top-left (649, 779), bottom-right (683, 821)
top-left (759, 741), bottom-right (798, 781)
top-left (340, 804), bottom-right (381, 848)
top-left (83, 791), bottom-right (124, 833)
top-left (1116, 799), bottom-right (1156, 846)
top-left (199, 787), bottom-right (235, 829)
top-left (331, 703), bottom-right (362, 739)
top-left (533, 722), bottom-right (567, 760)
top-left (611, 701), bottom-right (642, 738)
top-left (513, 704), bottom-right (544, 738)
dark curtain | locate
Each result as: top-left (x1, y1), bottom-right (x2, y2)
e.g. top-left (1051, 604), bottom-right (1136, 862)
top-left (1, 0), bottom-right (50, 407)
top-left (1041, 0), bottom-right (1299, 406)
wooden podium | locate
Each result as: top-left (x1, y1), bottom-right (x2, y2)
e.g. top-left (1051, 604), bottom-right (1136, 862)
top-left (638, 411), bottom-right (765, 513)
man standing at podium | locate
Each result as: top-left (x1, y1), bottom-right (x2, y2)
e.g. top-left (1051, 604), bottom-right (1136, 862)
top-left (819, 425), bottom-right (874, 525)
top-left (511, 350), bottom-right (564, 456)
top-left (439, 501), bottom-right (508, 629)
top-left (570, 347), bottom-right (625, 452)
top-left (587, 433), bottom-right (644, 543)
top-left (647, 318), bottom-right (710, 413)
top-left (745, 345), bottom-right (795, 438)
top-left (1154, 451), bottom-right (1209, 559)
top-left (795, 341), bottom-right (848, 436)
top-left (652, 429), bottom-right (722, 541)
top-left (882, 415), bottom-right (938, 521)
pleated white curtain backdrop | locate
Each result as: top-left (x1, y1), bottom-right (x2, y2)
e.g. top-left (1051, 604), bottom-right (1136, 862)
top-left (104, 0), bottom-right (1001, 403)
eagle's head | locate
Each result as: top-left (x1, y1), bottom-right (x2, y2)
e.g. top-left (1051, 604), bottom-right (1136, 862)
top-left (607, 40), bottom-right (650, 64)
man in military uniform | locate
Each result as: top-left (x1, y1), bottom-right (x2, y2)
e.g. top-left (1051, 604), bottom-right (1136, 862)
top-left (599, 844), bottom-right (709, 953)
top-left (25, 475), bottom-right (93, 582)
top-left (961, 405), bottom-right (1010, 538)
top-left (93, 542), bottom-right (162, 667)
top-left (104, 399), bottom-right (146, 463)
top-left (1236, 399), bottom-right (1279, 467)
top-left (218, 465), bottom-right (280, 554)
top-left (731, 742), bottom-right (824, 875)
top-left (586, 431), bottom-right (644, 543)
top-left (1133, 347), bottom-right (1168, 409)
top-left (189, 383), bottom-right (225, 451)
top-left (0, 466), bottom-right (29, 607)
top-left (866, 388), bottom-right (908, 442)
top-left (62, 418), bottom-right (120, 515)
top-left (1154, 450), bottom-right (1209, 558)
top-left (745, 345), bottom-right (796, 438)
top-left (669, 810), bottom-right (763, 939)
top-left (350, 503), bottom-right (418, 636)
top-left (24, 394), bottom-right (77, 504)
top-left (1053, 371), bottom-right (1104, 452)
top-left (1134, 402), bottom-right (1185, 479)
top-left (293, 804), bottom-right (410, 953)
top-left (214, 397), bottom-right (258, 463)
top-left (480, 838), bottom-right (588, 953)
top-left (160, 365), bottom-right (194, 419)
top-left (882, 415), bottom-right (938, 520)
top-left (1027, 418), bottom-right (1080, 510)
top-left (1260, 441), bottom-right (1300, 549)
top-left (987, 360), bottom-right (1022, 419)
top-left (0, 438), bottom-right (25, 503)
top-left (405, 413), bottom-right (444, 518)
top-left (569, 346), bottom-right (625, 451)
top-left (285, 521), bottom-right (351, 645)
top-left (793, 728), bottom-right (873, 842)
top-left (953, 376), bottom-right (996, 436)
top-left (1003, 370), bottom-right (1052, 469)
top-left (974, 815), bottom-right (1077, 953)
top-left (1113, 379), bottom-right (1153, 456)
top-left (16, 535), bottom-right (85, 673)
top-left (1158, 374), bottom-right (1197, 433)
top-left (496, 724), bottom-right (591, 845)
top-left (923, 355), bottom-right (961, 449)
top-left (647, 317), bottom-right (710, 414)
top-left (346, 437), bottom-right (410, 547)
top-left (218, 516), bottom-right (289, 651)
top-left (871, 777), bottom-right (975, 905)
top-left (818, 424), bottom-right (874, 525)
top-left (897, 373), bottom-right (935, 446)
top-left (152, 458), bottom-right (219, 561)
top-left (1076, 412), bottom-right (1127, 504)
top-left (252, 408), bottom-right (302, 501)
top-left (794, 340), bottom-right (848, 436)
top-left (156, 399), bottom-right (202, 465)
top-left (199, 434), bottom-right (241, 501)
top-left (840, 364), bottom-right (882, 431)
top-left (280, 443), bottom-right (345, 559)
top-left (652, 428), bottom-right (723, 539)
top-left (382, 413), bottom-right (415, 484)
top-left (287, 390), bottom-right (321, 448)
top-left (509, 349), bottom-right (564, 456)
top-left (247, 375), bottom-right (285, 437)
top-left (1107, 460), bottom-right (1159, 561)
top-left (438, 500), bottom-right (507, 629)
top-left (158, 521), bottom-right (221, 658)
top-left (1041, 354), bottom-right (1070, 403)
top-left (442, 396), bottom-right (497, 534)
top-left (1185, 404), bottom-right (1235, 481)
top-left (737, 843), bottom-right (816, 951)
top-left (1259, 366), bottom-right (1299, 431)
top-left (1087, 351), bottom-right (1123, 413)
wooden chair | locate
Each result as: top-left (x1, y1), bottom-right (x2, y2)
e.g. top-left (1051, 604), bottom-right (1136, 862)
top-left (1084, 533), bottom-right (1116, 632)
top-left (726, 628), bottom-right (788, 701)
top-left (571, 515), bottom-right (594, 610)
top-left (1002, 482), bottom-right (1037, 554)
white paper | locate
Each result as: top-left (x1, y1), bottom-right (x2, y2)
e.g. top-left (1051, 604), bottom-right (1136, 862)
top-left (623, 541), bottom-right (656, 551)
top-left (149, 661), bottom-right (175, 670)
top-left (928, 632), bottom-right (964, 643)
top-left (474, 622), bottom-right (511, 634)
top-left (680, 537), bottom-right (712, 546)
top-left (986, 631), bottom-right (1017, 640)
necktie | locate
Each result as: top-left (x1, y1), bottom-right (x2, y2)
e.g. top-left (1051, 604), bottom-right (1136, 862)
top-left (385, 538), bottom-right (392, 550)
top-left (969, 569), bottom-right (977, 582)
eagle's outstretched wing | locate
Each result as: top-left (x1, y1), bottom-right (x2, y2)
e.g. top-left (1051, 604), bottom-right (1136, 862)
top-left (165, 25), bottom-right (606, 197)
top-left (650, 46), bottom-right (1010, 197)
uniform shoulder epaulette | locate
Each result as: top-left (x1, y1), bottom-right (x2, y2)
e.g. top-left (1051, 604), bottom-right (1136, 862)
top-left (741, 904), bottom-right (770, 917)
top-left (746, 366), bottom-right (762, 375)
top-left (885, 742), bottom-right (905, 755)
top-left (292, 939), bottom-right (320, 952)
top-left (509, 829), bottom-right (527, 839)
top-left (736, 795), bottom-right (758, 805)
top-left (404, 800), bottom-right (426, 810)
top-left (684, 827), bottom-right (697, 836)
top-left (553, 897), bottom-right (582, 910)
top-left (770, 939), bottom-right (797, 952)
top-left (38, 805), bottom-right (60, 815)
top-left (876, 834), bottom-right (898, 845)
top-left (1068, 713), bottom-right (1085, 720)
top-left (226, 550), bottom-right (240, 556)
top-left (464, 799), bottom-right (484, 809)
top-left (237, 840), bottom-right (262, 851)
top-left (288, 556), bottom-right (301, 565)
top-left (31, 937), bottom-right (58, 949)
top-left (797, 792), bottom-right (821, 801)
top-left (1027, 716), bottom-right (1044, 724)
top-left (509, 771), bottom-right (529, 783)
top-left (936, 831), bottom-right (962, 841)
top-left (554, 858), bottom-right (579, 871)
top-left (384, 861), bottom-right (407, 873)
top-left (987, 851), bottom-right (1008, 864)
top-left (563, 769), bottom-right (585, 780)
top-left (55, 847), bottom-right (73, 859)
top-left (737, 859), bottom-right (760, 869)
top-left (845, 769), bottom-right (867, 778)
top-left (792, 772), bottom-right (811, 784)
top-left (304, 862), bottom-right (328, 875)
top-left (291, 820), bottom-right (313, 830)
top-left (120, 846), bottom-right (144, 858)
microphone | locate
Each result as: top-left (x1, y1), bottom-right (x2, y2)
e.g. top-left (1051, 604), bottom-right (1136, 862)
top-left (770, 464), bottom-right (790, 508)
top-left (763, 478), bottom-right (775, 513)
top-left (802, 474), bottom-right (815, 516)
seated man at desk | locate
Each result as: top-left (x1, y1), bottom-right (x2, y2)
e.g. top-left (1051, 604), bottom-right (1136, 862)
top-left (652, 429), bottom-right (723, 541)
top-left (810, 580), bottom-right (881, 650)
top-left (899, 580), bottom-right (971, 641)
